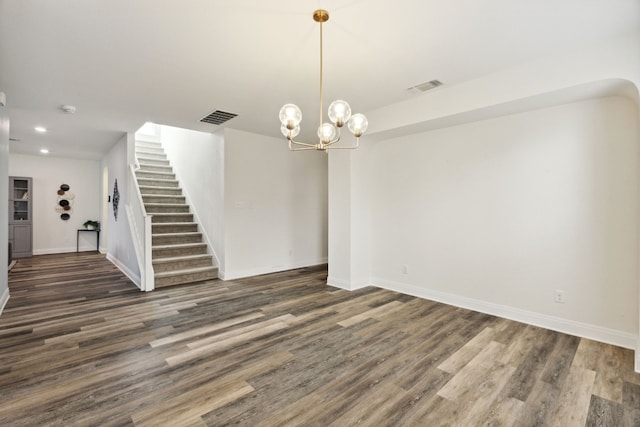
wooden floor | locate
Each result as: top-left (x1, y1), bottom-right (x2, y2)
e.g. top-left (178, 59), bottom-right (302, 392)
top-left (1, 253), bottom-right (639, 426)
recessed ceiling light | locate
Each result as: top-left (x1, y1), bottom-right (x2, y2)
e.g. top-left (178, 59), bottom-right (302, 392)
top-left (35, 126), bottom-right (47, 133)
top-left (40, 148), bottom-right (49, 154)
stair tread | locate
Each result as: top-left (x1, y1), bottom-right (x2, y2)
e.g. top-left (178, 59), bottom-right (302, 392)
top-left (153, 242), bottom-right (206, 248)
top-left (137, 177), bottom-right (178, 182)
top-left (137, 155), bottom-right (167, 159)
top-left (136, 172), bottom-right (175, 177)
top-left (144, 203), bottom-right (188, 209)
top-left (155, 266), bottom-right (218, 278)
top-left (152, 231), bottom-right (201, 237)
top-left (152, 222), bottom-right (197, 226)
top-left (139, 186), bottom-right (182, 190)
top-left (140, 197), bottom-right (184, 198)
top-left (153, 254), bottom-right (213, 263)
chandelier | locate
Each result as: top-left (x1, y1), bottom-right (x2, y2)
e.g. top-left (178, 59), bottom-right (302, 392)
top-left (279, 9), bottom-right (368, 152)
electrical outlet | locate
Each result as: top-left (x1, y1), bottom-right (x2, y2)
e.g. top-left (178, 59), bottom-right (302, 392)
top-left (554, 290), bottom-right (565, 304)
top-left (402, 264), bottom-right (408, 275)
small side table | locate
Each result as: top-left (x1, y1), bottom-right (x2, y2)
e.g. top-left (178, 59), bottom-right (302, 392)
top-left (77, 229), bottom-right (100, 252)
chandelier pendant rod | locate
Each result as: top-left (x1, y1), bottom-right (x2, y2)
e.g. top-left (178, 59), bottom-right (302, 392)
top-left (319, 17), bottom-right (324, 146)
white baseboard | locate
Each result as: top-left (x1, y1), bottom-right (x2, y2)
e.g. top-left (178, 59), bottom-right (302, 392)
top-left (0, 287), bottom-right (9, 317)
top-left (106, 253), bottom-right (142, 289)
top-left (33, 246), bottom-right (99, 255)
top-left (221, 257), bottom-right (328, 281)
top-left (369, 277), bottom-right (637, 351)
top-left (326, 276), bottom-right (370, 291)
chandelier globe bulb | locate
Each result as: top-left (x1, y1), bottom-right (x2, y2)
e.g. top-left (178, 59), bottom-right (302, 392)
top-left (318, 123), bottom-right (337, 143)
top-left (328, 100), bottom-right (351, 127)
top-left (347, 113), bottom-right (368, 137)
top-left (279, 104), bottom-right (302, 129)
top-left (281, 124), bottom-right (300, 139)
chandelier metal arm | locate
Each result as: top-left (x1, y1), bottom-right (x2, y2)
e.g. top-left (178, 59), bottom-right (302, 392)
top-left (322, 139), bottom-right (360, 149)
top-left (288, 140), bottom-right (318, 151)
top-left (288, 138), bottom-right (316, 148)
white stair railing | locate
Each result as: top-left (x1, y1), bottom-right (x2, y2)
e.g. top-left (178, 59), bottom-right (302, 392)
top-left (127, 163), bottom-right (154, 291)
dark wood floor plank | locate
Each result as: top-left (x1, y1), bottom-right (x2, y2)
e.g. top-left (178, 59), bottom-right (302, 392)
top-left (623, 381), bottom-right (640, 426)
top-left (585, 394), bottom-right (624, 427)
top-left (503, 328), bottom-right (558, 401)
top-left (0, 252), bottom-right (638, 426)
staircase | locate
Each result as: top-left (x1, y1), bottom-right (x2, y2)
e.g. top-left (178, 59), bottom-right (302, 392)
top-left (135, 140), bottom-right (218, 288)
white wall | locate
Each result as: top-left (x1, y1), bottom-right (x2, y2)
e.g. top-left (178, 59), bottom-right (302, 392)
top-left (366, 34), bottom-right (640, 139)
top-left (368, 96), bottom-right (639, 347)
top-left (102, 134), bottom-right (140, 284)
top-left (8, 154), bottom-right (101, 254)
top-left (160, 125), bottom-right (224, 267)
top-left (327, 146), bottom-right (373, 289)
top-left (0, 103), bottom-right (9, 315)
top-left (328, 34), bottom-right (640, 369)
top-left (223, 128), bottom-right (328, 280)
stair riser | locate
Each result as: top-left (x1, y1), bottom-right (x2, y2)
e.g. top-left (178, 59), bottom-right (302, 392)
top-left (143, 196), bottom-right (186, 204)
top-left (155, 269), bottom-right (218, 287)
top-left (139, 159), bottom-right (170, 167)
top-left (137, 179), bottom-right (179, 188)
top-left (136, 140), bottom-right (161, 147)
top-left (146, 204), bottom-right (190, 213)
top-left (153, 245), bottom-right (208, 258)
top-left (136, 171), bottom-right (176, 180)
top-left (153, 257), bottom-right (213, 273)
top-left (138, 164), bottom-right (173, 173)
top-left (136, 152), bottom-right (167, 161)
top-left (152, 234), bottom-right (202, 245)
top-left (152, 224), bottom-right (198, 234)
top-left (136, 146), bottom-right (164, 154)
top-left (139, 187), bottom-right (182, 195)
top-left (137, 147), bottom-right (165, 155)
top-left (151, 214), bottom-right (194, 223)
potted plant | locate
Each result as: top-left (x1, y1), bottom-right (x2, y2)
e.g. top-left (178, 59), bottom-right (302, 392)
top-left (82, 220), bottom-right (100, 230)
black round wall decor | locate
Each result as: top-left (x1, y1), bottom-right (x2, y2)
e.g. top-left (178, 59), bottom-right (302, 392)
top-left (56, 184), bottom-right (74, 220)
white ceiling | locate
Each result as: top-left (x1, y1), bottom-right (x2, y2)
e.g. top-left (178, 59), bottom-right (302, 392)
top-left (1, 0), bottom-right (639, 160)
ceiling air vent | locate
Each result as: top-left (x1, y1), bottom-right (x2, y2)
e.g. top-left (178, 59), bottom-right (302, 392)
top-left (407, 80), bottom-right (443, 94)
top-left (200, 110), bottom-right (238, 126)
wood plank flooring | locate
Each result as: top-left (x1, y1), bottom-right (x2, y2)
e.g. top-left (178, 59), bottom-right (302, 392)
top-left (1, 252), bottom-right (639, 426)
